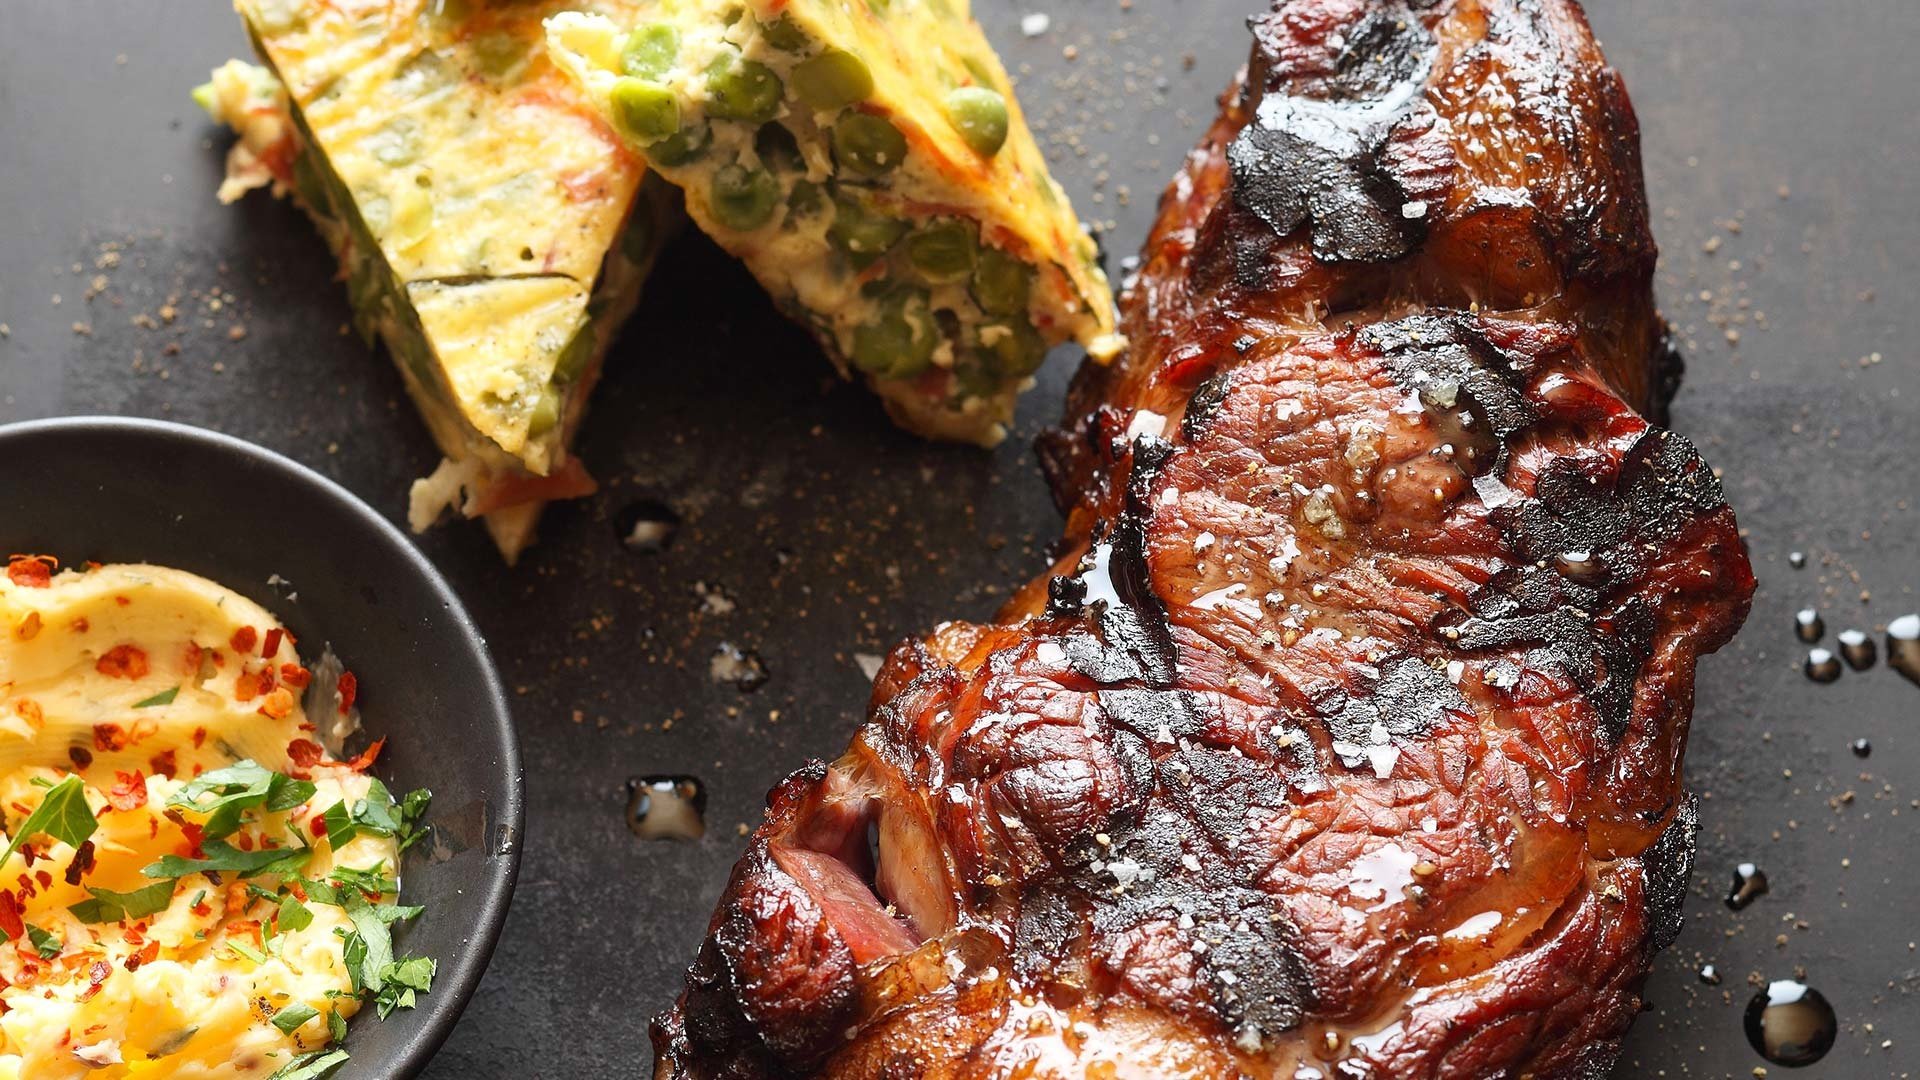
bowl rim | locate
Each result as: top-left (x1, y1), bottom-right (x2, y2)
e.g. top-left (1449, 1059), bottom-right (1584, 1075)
top-left (0, 415), bottom-right (525, 1078)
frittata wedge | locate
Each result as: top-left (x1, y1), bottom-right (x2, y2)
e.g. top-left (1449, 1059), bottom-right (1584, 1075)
top-left (546, 0), bottom-right (1122, 447)
top-left (198, 0), bottom-right (679, 562)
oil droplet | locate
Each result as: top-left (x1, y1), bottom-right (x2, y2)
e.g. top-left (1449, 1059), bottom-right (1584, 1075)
top-left (1787, 550), bottom-right (1806, 569)
top-left (1793, 608), bottom-right (1824, 643)
top-left (1552, 549), bottom-right (1607, 586)
top-left (1725, 863), bottom-right (1769, 910)
top-left (627, 775), bottom-right (707, 841)
top-left (1836, 628), bottom-right (1876, 670)
top-left (1744, 980), bottom-right (1836, 1067)
top-left (1697, 963), bottom-right (1722, 986)
top-left (1888, 614), bottom-right (1920, 688)
top-left (709, 642), bottom-right (769, 691)
top-left (1803, 648), bottom-right (1841, 684)
top-left (1850, 738), bottom-right (1872, 758)
top-left (617, 500), bottom-right (681, 553)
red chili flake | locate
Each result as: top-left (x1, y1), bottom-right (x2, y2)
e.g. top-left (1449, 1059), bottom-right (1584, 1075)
top-left (0, 891), bottom-right (25, 940)
top-left (13, 700), bottom-right (42, 728)
top-left (5, 555), bottom-right (54, 588)
top-left (230, 626), bottom-right (258, 654)
top-left (113, 595), bottom-right (130, 607)
top-left (67, 746), bottom-right (93, 771)
top-left (92, 724), bottom-right (128, 752)
top-left (308, 816), bottom-right (327, 838)
top-left (288, 880), bottom-right (309, 902)
top-left (191, 726), bottom-right (207, 749)
top-left (179, 821), bottom-right (206, 859)
top-left (147, 750), bottom-right (177, 779)
top-left (336, 671), bottom-right (358, 715)
top-left (279, 663), bottom-right (311, 689)
top-left (123, 940), bottom-right (159, 972)
top-left (286, 739), bottom-right (325, 769)
top-left (225, 882), bottom-right (250, 916)
top-left (94, 645), bottom-right (150, 680)
top-left (233, 670), bottom-right (263, 703)
top-left (190, 897), bottom-right (213, 917)
top-left (79, 961), bottom-right (110, 1001)
top-left (62, 841), bottom-right (96, 887)
top-left (181, 642), bottom-right (204, 676)
top-left (257, 687), bottom-right (294, 720)
top-left (107, 771), bottom-right (147, 812)
top-left (261, 628), bottom-right (284, 660)
top-left (69, 616), bottom-right (90, 634)
top-left (32, 871), bottom-right (50, 891)
top-left (234, 833), bottom-right (255, 852)
top-left (343, 736), bottom-right (387, 773)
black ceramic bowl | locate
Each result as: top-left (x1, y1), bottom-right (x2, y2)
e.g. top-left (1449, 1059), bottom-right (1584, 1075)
top-left (0, 416), bottom-right (522, 1077)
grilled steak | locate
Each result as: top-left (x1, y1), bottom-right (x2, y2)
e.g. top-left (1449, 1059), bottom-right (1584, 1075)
top-left (655, 1), bottom-right (1754, 1076)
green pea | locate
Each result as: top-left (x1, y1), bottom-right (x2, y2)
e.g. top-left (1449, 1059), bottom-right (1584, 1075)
top-left (709, 163), bottom-right (781, 231)
top-left (793, 49), bottom-right (874, 111)
top-left (976, 319), bottom-right (1047, 378)
top-left (705, 52), bottom-right (783, 123)
top-left (610, 78), bottom-right (680, 142)
top-left (758, 14), bottom-right (811, 51)
top-left (527, 383), bottom-right (563, 438)
top-left (944, 87), bottom-right (1009, 157)
top-left (620, 24), bottom-right (680, 81)
top-left (828, 193), bottom-right (908, 268)
top-left (755, 122), bottom-right (804, 173)
top-left (832, 113), bottom-right (907, 176)
top-left (851, 289), bottom-right (936, 379)
top-left (906, 221), bottom-right (976, 284)
top-left (970, 248), bottom-right (1033, 316)
top-left (647, 121), bottom-right (711, 167)
top-left (788, 179), bottom-right (826, 219)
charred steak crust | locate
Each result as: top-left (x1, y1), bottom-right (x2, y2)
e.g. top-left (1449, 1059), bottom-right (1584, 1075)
top-left (657, 1), bottom-right (1754, 1077)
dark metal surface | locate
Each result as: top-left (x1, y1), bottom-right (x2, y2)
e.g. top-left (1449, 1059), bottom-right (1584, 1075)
top-left (2, 1), bottom-right (1916, 1075)
top-left (0, 417), bottom-right (521, 1078)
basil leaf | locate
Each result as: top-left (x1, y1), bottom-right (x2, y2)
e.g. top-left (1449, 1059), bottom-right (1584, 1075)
top-left (133, 685), bottom-right (181, 708)
top-left (268, 1048), bottom-right (349, 1080)
top-left (326, 1008), bottom-right (346, 1043)
top-left (271, 1003), bottom-right (320, 1035)
top-left (143, 839), bottom-right (309, 881)
top-left (69, 880), bottom-right (177, 924)
top-left (0, 776), bottom-right (97, 867)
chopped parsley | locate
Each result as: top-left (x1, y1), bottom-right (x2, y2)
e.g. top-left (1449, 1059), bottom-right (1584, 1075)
top-left (21, 924), bottom-right (61, 959)
top-left (70, 880), bottom-right (177, 923)
top-left (132, 685), bottom-right (181, 708)
top-left (142, 838), bottom-right (311, 881)
top-left (0, 775), bottom-right (97, 866)
top-left (268, 1048), bottom-right (349, 1080)
top-left (168, 760), bottom-right (315, 840)
top-left (271, 1003), bottom-right (320, 1035)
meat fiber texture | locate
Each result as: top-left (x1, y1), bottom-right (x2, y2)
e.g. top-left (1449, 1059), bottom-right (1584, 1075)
top-left (654, 1), bottom-right (1755, 1076)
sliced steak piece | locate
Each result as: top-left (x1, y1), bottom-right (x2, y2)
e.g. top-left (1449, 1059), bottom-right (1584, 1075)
top-left (656, 1), bottom-right (1754, 1077)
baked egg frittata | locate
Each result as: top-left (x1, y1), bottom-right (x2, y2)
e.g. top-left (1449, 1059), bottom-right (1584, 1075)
top-left (547, 0), bottom-right (1123, 446)
top-left (199, 0), bottom-right (678, 562)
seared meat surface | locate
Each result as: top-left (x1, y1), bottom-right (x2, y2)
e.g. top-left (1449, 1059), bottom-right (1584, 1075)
top-left (656, 1), bottom-right (1754, 1076)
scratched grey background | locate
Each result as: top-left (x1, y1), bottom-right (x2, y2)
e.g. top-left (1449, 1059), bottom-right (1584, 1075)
top-left (2, 0), bottom-right (1917, 1075)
